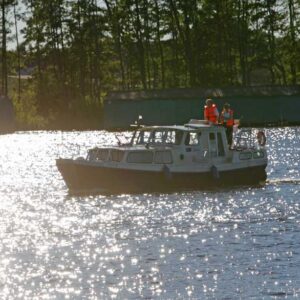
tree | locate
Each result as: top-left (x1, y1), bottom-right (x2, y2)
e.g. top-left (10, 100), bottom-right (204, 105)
top-left (3, 0), bottom-right (300, 129)
top-left (1, 0), bottom-right (14, 96)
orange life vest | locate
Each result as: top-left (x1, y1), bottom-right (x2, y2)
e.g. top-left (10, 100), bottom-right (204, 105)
top-left (204, 104), bottom-right (218, 123)
top-left (220, 109), bottom-right (234, 127)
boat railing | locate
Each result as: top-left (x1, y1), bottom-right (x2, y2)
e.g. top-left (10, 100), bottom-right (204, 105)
top-left (233, 128), bottom-right (266, 150)
top-left (114, 132), bottom-right (132, 146)
top-left (234, 128), bottom-right (256, 150)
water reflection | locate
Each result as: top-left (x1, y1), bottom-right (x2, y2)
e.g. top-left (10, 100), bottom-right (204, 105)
top-left (0, 128), bottom-right (299, 298)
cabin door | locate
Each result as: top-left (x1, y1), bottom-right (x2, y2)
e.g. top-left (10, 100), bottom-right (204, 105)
top-left (184, 132), bottom-right (203, 162)
top-left (208, 132), bottom-right (226, 161)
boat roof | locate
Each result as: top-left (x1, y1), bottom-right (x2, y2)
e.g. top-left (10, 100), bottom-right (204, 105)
top-left (140, 120), bottom-right (222, 132)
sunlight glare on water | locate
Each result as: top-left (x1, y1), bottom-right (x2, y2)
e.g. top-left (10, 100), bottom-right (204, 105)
top-left (0, 127), bottom-right (299, 299)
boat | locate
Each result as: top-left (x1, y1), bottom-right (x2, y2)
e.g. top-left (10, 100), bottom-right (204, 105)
top-left (56, 120), bottom-right (268, 193)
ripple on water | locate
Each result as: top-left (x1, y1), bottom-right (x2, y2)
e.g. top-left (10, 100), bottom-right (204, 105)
top-left (0, 128), bottom-right (299, 298)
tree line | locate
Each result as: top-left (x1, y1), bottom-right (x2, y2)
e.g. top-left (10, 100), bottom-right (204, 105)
top-left (0, 0), bottom-right (300, 128)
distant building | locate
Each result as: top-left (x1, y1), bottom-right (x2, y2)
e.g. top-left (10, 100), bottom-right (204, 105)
top-left (8, 66), bottom-right (34, 80)
top-left (103, 86), bottom-right (300, 129)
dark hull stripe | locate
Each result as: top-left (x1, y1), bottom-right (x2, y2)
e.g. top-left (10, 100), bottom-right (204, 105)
top-left (56, 159), bottom-right (267, 193)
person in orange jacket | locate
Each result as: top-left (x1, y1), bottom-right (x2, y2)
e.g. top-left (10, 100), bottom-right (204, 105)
top-left (204, 98), bottom-right (219, 124)
top-left (220, 103), bottom-right (234, 146)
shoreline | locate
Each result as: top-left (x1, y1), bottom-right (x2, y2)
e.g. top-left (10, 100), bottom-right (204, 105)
top-left (6, 121), bottom-right (300, 133)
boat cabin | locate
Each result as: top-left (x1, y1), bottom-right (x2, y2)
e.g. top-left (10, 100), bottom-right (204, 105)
top-left (130, 123), bottom-right (228, 157)
top-left (88, 121), bottom-right (231, 166)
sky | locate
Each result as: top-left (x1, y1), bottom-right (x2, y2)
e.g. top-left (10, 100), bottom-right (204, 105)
top-left (6, 3), bottom-right (26, 50)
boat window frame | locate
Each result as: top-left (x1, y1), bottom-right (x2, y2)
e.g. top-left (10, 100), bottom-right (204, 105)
top-left (253, 150), bottom-right (264, 159)
top-left (184, 131), bottom-right (201, 146)
top-left (154, 150), bottom-right (173, 164)
top-left (131, 129), bottom-right (152, 145)
top-left (239, 152), bottom-right (252, 160)
top-left (148, 129), bottom-right (184, 146)
top-left (110, 149), bottom-right (125, 162)
top-left (126, 150), bottom-right (154, 164)
top-left (208, 130), bottom-right (227, 158)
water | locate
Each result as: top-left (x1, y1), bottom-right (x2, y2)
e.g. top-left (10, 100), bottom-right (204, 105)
top-left (0, 127), bottom-right (299, 299)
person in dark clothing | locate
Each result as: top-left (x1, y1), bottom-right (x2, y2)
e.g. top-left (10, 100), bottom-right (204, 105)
top-left (220, 103), bottom-right (234, 147)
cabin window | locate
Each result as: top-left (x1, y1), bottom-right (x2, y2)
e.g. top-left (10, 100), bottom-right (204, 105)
top-left (152, 131), bottom-right (165, 144)
top-left (185, 132), bottom-right (201, 145)
top-left (165, 130), bottom-right (183, 145)
top-left (209, 133), bottom-right (217, 157)
top-left (154, 151), bottom-right (173, 164)
top-left (88, 148), bottom-right (109, 161)
top-left (132, 130), bottom-right (151, 145)
top-left (217, 133), bottom-right (225, 156)
top-left (151, 130), bottom-right (183, 145)
top-left (239, 152), bottom-right (252, 160)
top-left (253, 151), bottom-right (264, 159)
top-left (111, 150), bottom-right (124, 162)
top-left (127, 151), bottom-right (153, 163)
top-left (95, 149), bottom-right (109, 161)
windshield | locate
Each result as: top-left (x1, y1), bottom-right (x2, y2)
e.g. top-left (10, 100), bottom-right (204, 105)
top-left (132, 129), bottom-right (184, 146)
top-left (150, 129), bottom-right (183, 145)
top-left (132, 130), bottom-right (152, 145)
